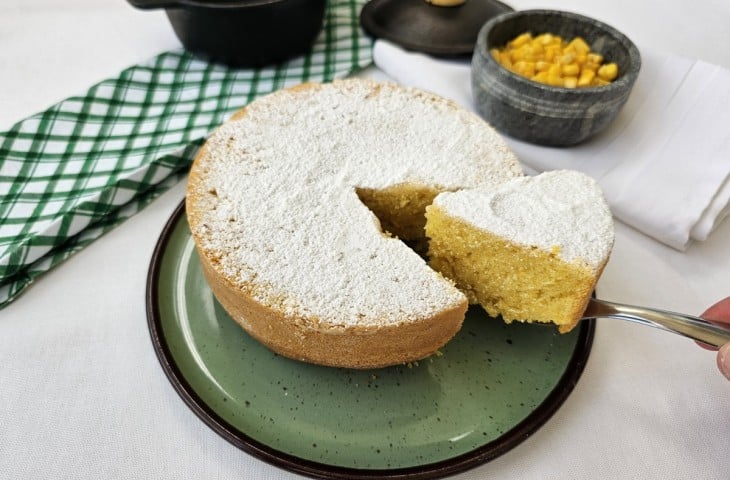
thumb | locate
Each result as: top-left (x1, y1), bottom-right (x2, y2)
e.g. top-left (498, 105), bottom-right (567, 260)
top-left (702, 296), bottom-right (730, 325)
top-left (717, 343), bottom-right (730, 381)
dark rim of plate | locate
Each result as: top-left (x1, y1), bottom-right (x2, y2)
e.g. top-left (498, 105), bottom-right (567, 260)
top-left (146, 199), bottom-right (596, 479)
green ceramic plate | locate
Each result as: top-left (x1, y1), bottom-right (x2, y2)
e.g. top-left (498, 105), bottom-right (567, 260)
top-left (146, 201), bottom-right (594, 479)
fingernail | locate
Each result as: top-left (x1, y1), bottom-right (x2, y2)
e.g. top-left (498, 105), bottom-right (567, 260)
top-left (718, 344), bottom-right (730, 380)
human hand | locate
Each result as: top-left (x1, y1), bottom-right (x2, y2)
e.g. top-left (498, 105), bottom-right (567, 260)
top-left (700, 297), bottom-right (730, 380)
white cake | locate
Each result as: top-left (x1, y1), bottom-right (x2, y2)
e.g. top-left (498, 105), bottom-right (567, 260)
top-left (186, 79), bottom-right (523, 368)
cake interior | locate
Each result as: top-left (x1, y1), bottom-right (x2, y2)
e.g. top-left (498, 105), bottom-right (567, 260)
top-left (356, 183), bottom-right (443, 255)
top-left (424, 204), bottom-right (597, 332)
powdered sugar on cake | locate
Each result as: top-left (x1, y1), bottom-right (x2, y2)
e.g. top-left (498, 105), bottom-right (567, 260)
top-left (188, 80), bottom-right (523, 327)
top-left (432, 170), bottom-right (614, 271)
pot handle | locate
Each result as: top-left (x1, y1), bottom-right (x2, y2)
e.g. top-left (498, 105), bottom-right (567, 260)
top-left (127, 0), bottom-right (181, 9)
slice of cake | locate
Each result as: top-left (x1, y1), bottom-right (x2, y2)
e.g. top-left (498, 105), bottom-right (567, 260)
top-left (425, 170), bottom-right (614, 332)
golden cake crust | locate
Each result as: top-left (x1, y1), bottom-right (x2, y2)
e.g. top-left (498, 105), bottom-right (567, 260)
top-left (195, 247), bottom-right (467, 368)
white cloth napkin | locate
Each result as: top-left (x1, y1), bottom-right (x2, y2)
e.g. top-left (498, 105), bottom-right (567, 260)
top-left (373, 39), bottom-right (730, 250)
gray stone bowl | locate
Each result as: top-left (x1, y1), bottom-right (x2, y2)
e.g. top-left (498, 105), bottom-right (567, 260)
top-left (471, 9), bottom-right (641, 146)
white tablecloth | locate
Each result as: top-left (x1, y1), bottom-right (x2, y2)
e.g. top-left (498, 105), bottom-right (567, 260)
top-left (2, 1), bottom-right (729, 479)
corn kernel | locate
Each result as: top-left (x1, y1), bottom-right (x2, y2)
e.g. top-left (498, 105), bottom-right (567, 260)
top-left (577, 69), bottom-right (595, 87)
top-left (535, 60), bottom-right (551, 72)
top-left (544, 45), bottom-right (559, 62)
top-left (536, 33), bottom-right (555, 45)
top-left (547, 73), bottom-right (563, 87)
top-left (563, 77), bottom-right (578, 88)
top-left (528, 42), bottom-right (544, 56)
top-left (598, 63), bottom-right (619, 81)
top-left (559, 53), bottom-right (575, 65)
top-left (510, 32), bottom-right (532, 48)
top-left (499, 53), bottom-right (513, 69)
top-left (514, 60), bottom-right (536, 77)
top-left (583, 62), bottom-right (600, 73)
top-left (532, 72), bottom-right (549, 83)
top-left (562, 64), bottom-right (580, 76)
top-left (587, 53), bottom-right (604, 64)
top-left (568, 37), bottom-right (591, 54)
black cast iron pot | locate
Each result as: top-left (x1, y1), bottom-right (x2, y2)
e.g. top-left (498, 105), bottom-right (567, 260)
top-left (128, 0), bottom-right (327, 68)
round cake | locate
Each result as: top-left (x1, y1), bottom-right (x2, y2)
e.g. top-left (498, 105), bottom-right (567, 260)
top-left (186, 79), bottom-right (523, 369)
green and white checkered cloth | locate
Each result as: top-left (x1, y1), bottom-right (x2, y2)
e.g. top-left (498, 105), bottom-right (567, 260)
top-left (0, 0), bottom-right (373, 309)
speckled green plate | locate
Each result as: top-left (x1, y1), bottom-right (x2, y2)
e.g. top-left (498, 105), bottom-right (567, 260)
top-left (146, 201), bottom-right (595, 479)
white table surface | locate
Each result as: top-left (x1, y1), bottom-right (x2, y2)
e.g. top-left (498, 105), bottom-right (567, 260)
top-left (1, 1), bottom-right (729, 479)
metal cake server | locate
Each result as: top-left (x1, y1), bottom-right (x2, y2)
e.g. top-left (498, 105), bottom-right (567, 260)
top-left (582, 298), bottom-right (730, 348)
